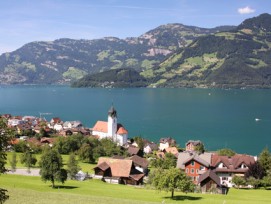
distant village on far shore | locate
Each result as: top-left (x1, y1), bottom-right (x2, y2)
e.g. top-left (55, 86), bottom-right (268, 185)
top-left (1, 106), bottom-right (259, 194)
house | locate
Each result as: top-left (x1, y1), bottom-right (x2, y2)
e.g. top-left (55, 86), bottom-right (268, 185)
top-left (92, 106), bottom-right (128, 146)
top-left (159, 137), bottom-right (176, 151)
top-left (164, 147), bottom-right (179, 158)
top-left (129, 155), bottom-right (149, 174)
top-left (143, 142), bottom-right (158, 154)
top-left (211, 154), bottom-right (255, 187)
top-left (177, 152), bottom-right (212, 184)
top-left (127, 146), bottom-right (141, 156)
top-left (93, 157), bottom-right (145, 185)
top-left (186, 140), bottom-right (202, 151)
top-left (198, 170), bottom-right (228, 194)
top-left (8, 118), bottom-right (25, 127)
top-left (63, 121), bottom-right (83, 129)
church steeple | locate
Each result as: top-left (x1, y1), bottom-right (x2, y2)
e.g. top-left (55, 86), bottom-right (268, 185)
top-left (108, 105), bottom-right (117, 138)
top-left (108, 106), bottom-right (117, 118)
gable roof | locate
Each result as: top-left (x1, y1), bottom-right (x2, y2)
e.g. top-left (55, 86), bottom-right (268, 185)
top-left (198, 170), bottom-right (221, 186)
top-left (128, 146), bottom-right (140, 156)
top-left (177, 152), bottom-right (212, 169)
top-left (92, 121), bottom-right (108, 133)
top-left (211, 154), bottom-right (255, 173)
top-left (95, 161), bottom-right (110, 171)
top-left (117, 124), bottom-right (128, 135)
top-left (92, 121), bottom-right (128, 135)
top-left (129, 155), bottom-right (149, 168)
top-left (97, 157), bottom-right (132, 177)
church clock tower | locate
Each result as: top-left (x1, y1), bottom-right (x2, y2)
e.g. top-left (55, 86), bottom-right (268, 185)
top-left (107, 106), bottom-right (117, 138)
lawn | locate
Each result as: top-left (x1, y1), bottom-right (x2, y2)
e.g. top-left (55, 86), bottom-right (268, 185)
top-left (1, 174), bottom-right (271, 204)
top-left (5, 152), bottom-right (96, 173)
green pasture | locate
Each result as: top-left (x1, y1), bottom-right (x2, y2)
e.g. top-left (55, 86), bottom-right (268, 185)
top-left (1, 174), bottom-right (271, 204)
top-left (5, 152), bottom-right (95, 173)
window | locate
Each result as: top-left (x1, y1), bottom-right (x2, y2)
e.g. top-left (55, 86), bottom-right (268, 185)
top-left (186, 168), bottom-right (189, 173)
top-left (191, 168), bottom-right (194, 174)
top-left (191, 161), bottom-right (195, 166)
top-left (196, 169), bottom-right (199, 174)
top-left (222, 177), bottom-right (228, 181)
top-left (199, 165), bottom-right (205, 170)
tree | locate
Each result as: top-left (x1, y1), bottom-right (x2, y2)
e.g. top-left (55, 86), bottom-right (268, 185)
top-left (0, 118), bottom-right (13, 203)
top-left (258, 147), bottom-right (271, 173)
top-left (67, 153), bottom-right (80, 180)
top-left (194, 143), bottom-right (205, 154)
top-left (133, 136), bottom-right (145, 150)
top-left (217, 148), bottom-right (236, 157)
top-left (150, 168), bottom-right (194, 198)
top-left (20, 150), bottom-right (37, 173)
top-left (232, 176), bottom-right (246, 189)
top-left (78, 143), bottom-right (95, 163)
top-left (39, 148), bottom-right (67, 188)
top-left (245, 161), bottom-right (265, 180)
top-left (151, 153), bottom-right (177, 169)
top-left (9, 152), bottom-right (17, 173)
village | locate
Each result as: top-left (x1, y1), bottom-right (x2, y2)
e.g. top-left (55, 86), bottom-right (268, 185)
top-left (0, 106), bottom-right (263, 194)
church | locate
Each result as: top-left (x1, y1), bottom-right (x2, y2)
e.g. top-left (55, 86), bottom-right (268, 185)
top-left (92, 106), bottom-right (128, 146)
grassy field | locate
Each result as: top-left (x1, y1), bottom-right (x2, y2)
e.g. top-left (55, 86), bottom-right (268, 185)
top-left (5, 152), bottom-right (96, 173)
top-left (1, 174), bottom-right (271, 204)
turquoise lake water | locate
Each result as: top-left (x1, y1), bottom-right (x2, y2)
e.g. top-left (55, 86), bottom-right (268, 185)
top-left (0, 85), bottom-right (270, 155)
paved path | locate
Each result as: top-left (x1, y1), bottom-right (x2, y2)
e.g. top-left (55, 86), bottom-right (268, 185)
top-left (7, 168), bottom-right (40, 176)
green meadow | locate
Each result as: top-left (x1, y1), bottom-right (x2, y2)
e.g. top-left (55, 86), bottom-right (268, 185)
top-left (1, 174), bottom-right (271, 204)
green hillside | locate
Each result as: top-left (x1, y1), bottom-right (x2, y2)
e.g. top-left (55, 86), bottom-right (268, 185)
top-left (148, 13), bottom-right (271, 88)
top-left (0, 23), bottom-right (233, 85)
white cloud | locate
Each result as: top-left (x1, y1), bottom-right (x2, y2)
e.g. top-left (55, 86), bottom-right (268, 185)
top-left (238, 6), bottom-right (255, 14)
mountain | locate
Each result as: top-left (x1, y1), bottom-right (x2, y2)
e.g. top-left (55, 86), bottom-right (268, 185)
top-left (0, 24), bottom-right (234, 84)
top-left (146, 13), bottom-right (271, 88)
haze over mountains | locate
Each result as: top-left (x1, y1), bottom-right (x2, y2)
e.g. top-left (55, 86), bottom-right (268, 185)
top-left (1, 13), bottom-right (271, 88)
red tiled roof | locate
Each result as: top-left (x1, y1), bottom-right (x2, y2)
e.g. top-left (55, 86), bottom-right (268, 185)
top-left (165, 147), bottom-right (179, 155)
top-left (92, 121), bottom-right (128, 135)
top-left (92, 121), bottom-right (108, 133)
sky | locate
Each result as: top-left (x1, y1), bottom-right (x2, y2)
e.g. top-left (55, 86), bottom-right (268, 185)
top-left (1, 0), bottom-right (271, 55)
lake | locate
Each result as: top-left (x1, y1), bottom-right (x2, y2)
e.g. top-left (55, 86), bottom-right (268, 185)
top-left (0, 85), bottom-right (270, 155)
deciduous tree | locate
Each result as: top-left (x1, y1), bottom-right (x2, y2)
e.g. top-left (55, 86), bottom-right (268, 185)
top-left (39, 148), bottom-right (67, 188)
top-left (67, 153), bottom-right (80, 179)
top-left (20, 150), bottom-right (37, 173)
top-left (217, 148), bottom-right (236, 157)
top-left (149, 167), bottom-right (194, 198)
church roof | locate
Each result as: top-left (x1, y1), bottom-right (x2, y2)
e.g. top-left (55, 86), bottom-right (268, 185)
top-left (92, 121), bottom-right (108, 133)
top-left (92, 121), bottom-right (128, 135)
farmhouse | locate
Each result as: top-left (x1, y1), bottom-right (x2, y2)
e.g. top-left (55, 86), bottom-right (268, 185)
top-left (93, 157), bottom-right (145, 185)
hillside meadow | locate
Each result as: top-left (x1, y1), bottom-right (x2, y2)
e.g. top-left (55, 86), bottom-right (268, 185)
top-left (1, 174), bottom-right (271, 204)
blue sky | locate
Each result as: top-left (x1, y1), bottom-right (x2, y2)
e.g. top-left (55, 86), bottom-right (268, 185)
top-left (1, 0), bottom-right (271, 54)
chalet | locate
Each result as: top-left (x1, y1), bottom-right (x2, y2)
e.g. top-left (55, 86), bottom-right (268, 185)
top-left (177, 152), bottom-right (212, 184)
top-left (92, 106), bottom-right (128, 146)
top-left (94, 157), bottom-right (145, 185)
top-left (159, 137), bottom-right (176, 151)
top-left (129, 155), bottom-right (149, 174)
top-left (211, 154), bottom-right (256, 187)
top-left (185, 140), bottom-right (202, 151)
top-left (198, 170), bottom-right (228, 194)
